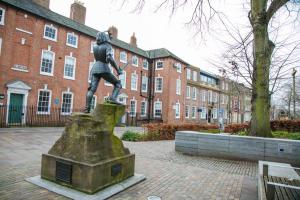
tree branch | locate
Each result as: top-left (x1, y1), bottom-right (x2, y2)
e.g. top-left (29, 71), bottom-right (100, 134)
top-left (266, 0), bottom-right (289, 22)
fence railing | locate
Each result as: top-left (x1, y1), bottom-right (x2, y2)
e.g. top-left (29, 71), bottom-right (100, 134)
top-left (0, 105), bottom-right (163, 127)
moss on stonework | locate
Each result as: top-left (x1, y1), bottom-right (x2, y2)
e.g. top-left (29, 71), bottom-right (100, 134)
top-left (48, 103), bottom-right (129, 164)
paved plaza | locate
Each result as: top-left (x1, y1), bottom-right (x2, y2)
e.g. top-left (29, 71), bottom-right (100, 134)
top-left (0, 127), bottom-right (258, 200)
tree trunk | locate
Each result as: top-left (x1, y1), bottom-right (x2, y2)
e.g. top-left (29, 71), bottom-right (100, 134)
top-left (249, 0), bottom-right (274, 137)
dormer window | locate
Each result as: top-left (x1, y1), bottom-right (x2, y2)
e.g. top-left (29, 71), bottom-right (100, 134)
top-left (44, 24), bottom-right (57, 41)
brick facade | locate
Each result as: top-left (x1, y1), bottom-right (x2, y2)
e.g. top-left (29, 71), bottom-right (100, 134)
top-left (0, 0), bottom-right (251, 126)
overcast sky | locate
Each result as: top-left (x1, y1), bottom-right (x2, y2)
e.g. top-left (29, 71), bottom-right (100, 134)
top-left (50, 1), bottom-right (299, 84)
top-left (50, 0), bottom-right (252, 74)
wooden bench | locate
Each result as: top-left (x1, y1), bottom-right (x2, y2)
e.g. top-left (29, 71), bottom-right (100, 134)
top-left (262, 164), bottom-right (300, 200)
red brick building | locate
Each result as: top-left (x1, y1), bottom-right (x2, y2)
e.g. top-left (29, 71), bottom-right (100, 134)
top-left (0, 0), bottom-right (189, 126)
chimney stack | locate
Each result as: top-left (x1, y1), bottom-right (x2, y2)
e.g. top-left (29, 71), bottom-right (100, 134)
top-left (32, 0), bottom-right (50, 9)
top-left (130, 32), bottom-right (137, 48)
top-left (108, 26), bottom-right (118, 39)
top-left (70, 0), bottom-right (86, 24)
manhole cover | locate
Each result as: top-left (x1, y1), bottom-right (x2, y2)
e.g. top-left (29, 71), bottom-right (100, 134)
top-left (147, 196), bottom-right (161, 200)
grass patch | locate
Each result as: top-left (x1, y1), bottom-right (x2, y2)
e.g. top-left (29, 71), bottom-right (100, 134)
top-left (121, 130), bottom-right (142, 141)
top-left (272, 131), bottom-right (300, 140)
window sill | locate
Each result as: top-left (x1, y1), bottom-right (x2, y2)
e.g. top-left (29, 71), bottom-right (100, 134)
top-left (61, 112), bottom-right (72, 116)
top-left (64, 76), bottom-right (75, 80)
top-left (66, 43), bottom-right (78, 48)
top-left (40, 72), bottom-right (54, 77)
top-left (37, 112), bottom-right (51, 115)
top-left (43, 36), bottom-right (57, 42)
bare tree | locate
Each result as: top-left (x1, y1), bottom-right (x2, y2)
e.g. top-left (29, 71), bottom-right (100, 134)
top-left (117, 0), bottom-right (300, 137)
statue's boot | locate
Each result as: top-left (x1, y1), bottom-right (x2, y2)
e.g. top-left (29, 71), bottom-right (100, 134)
top-left (106, 83), bottom-right (122, 105)
top-left (84, 90), bottom-right (94, 113)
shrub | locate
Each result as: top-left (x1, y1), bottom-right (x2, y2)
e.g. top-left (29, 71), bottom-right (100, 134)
top-left (121, 130), bottom-right (142, 141)
top-left (143, 123), bottom-right (219, 141)
top-left (224, 123), bottom-right (249, 134)
top-left (271, 120), bottom-right (300, 132)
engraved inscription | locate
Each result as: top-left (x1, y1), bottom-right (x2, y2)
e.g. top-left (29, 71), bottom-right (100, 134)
top-left (56, 161), bottom-right (72, 183)
top-left (111, 163), bottom-right (122, 176)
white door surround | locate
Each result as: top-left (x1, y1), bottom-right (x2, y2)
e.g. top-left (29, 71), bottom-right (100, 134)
top-left (6, 80), bottom-right (31, 125)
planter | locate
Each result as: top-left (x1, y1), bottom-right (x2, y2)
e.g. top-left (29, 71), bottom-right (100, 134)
top-left (175, 131), bottom-right (300, 166)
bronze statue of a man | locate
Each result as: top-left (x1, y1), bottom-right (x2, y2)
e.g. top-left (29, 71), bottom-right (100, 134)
top-left (84, 31), bottom-right (123, 113)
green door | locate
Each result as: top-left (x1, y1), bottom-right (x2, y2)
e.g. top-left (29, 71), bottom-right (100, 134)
top-left (8, 93), bottom-right (24, 125)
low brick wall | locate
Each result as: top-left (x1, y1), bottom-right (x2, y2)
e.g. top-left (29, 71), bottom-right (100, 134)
top-left (175, 131), bottom-right (300, 166)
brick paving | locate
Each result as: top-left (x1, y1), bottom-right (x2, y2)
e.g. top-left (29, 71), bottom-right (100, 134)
top-left (0, 127), bottom-right (258, 200)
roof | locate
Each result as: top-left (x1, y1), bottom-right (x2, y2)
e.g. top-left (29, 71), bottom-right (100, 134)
top-left (1, 0), bottom-right (188, 63)
top-left (147, 48), bottom-right (189, 65)
top-left (200, 70), bottom-right (218, 79)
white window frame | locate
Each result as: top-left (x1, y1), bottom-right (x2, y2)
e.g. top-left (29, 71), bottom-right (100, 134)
top-left (91, 95), bottom-right (97, 110)
top-left (208, 90), bottom-right (213, 103)
top-left (120, 51), bottom-right (127, 63)
top-left (185, 105), bottom-right (190, 118)
top-left (131, 72), bottom-right (138, 91)
top-left (175, 63), bottom-right (182, 73)
top-left (224, 109), bottom-right (228, 119)
top-left (129, 99), bottom-right (137, 117)
top-left (186, 68), bottom-right (191, 80)
top-left (193, 71), bottom-right (197, 81)
top-left (40, 50), bottom-right (55, 76)
top-left (119, 71), bottom-right (126, 89)
top-left (141, 75), bottom-right (148, 92)
top-left (213, 108), bottom-right (218, 119)
top-left (221, 94), bottom-right (225, 104)
top-left (0, 7), bottom-right (5, 25)
top-left (61, 92), bottom-right (74, 115)
top-left (90, 41), bottom-right (96, 53)
top-left (176, 78), bottom-right (181, 95)
top-left (186, 86), bottom-right (190, 99)
top-left (63, 56), bottom-right (76, 80)
top-left (191, 106), bottom-right (196, 119)
top-left (175, 102), bottom-right (180, 119)
top-left (143, 59), bottom-right (148, 70)
top-left (43, 24), bottom-right (57, 42)
top-left (140, 101), bottom-right (147, 117)
top-left (155, 77), bottom-right (163, 93)
top-left (202, 90), bottom-right (206, 102)
top-left (200, 107), bottom-right (206, 119)
top-left (37, 89), bottom-right (52, 115)
top-left (88, 62), bottom-right (94, 82)
top-left (192, 87), bottom-right (197, 100)
top-left (66, 32), bottom-right (78, 48)
top-left (0, 37), bottom-right (2, 56)
top-left (155, 60), bottom-right (164, 70)
top-left (154, 100), bottom-right (162, 118)
top-left (132, 55), bottom-right (139, 67)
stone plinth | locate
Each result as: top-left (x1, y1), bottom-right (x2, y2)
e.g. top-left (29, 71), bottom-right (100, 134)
top-left (41, 103), bottom-right (135, 194)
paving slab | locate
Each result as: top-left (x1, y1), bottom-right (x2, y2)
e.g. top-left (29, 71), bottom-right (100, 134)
top-left (26, 174), bottom-right (146, 200)
top-left (0, 127), bottom-right (258, 200)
